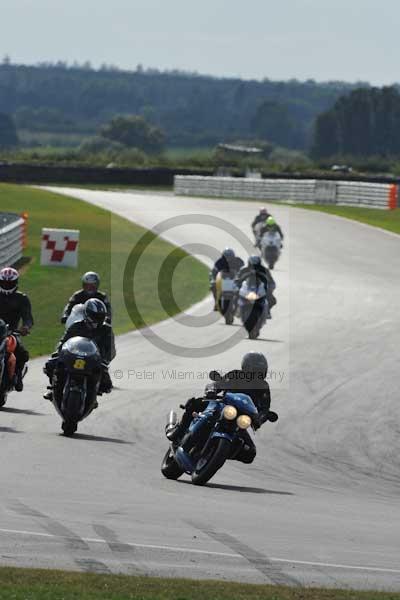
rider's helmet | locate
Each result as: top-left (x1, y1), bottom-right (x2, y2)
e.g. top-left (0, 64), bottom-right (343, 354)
top-left (83, 298), bottom-right (107, 329)
top-left (82, 271), bottom-right (100, 295)
top-left (0, 319), bottom-right (8, 342)
top-left (259, 207), bottom-right (268, 215)
top-left (222, 248), bottom-right (235, 258)
top-left (241, 352), bottom-right (268, 379)
top-left (266, 216), bottom-right (276, 227)
top-left (248, 255), bottom-right (261, 268)
top-left (0, 267), bottom-right (19, 295)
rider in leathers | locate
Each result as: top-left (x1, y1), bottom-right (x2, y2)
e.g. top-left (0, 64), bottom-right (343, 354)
top-left (166, 352), bottom-right (278, 464)
top-left (61, 271), bottom-right (112, 324)
top-left (235, 255), bottom-right (277, 315)
top-left (210, 248), bottom-right (244, 310)
top-left (44, 299), bottom-right (115, 400)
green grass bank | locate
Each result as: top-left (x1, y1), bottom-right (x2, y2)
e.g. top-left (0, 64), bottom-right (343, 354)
top-left (0, 184), bottom-right (209, 357)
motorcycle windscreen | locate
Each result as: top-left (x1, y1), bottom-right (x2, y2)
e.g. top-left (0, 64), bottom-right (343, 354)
top-left (62, 336), bottom-right (100, 358)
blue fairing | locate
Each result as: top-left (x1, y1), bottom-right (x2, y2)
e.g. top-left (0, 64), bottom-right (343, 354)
top-left (224, 392), bottom-right (258, 417)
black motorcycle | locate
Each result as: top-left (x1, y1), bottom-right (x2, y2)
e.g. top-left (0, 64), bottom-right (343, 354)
top-left (161, 388), bottom-right (259, 486)
top-left (49, 336), bottom-right (103, 436)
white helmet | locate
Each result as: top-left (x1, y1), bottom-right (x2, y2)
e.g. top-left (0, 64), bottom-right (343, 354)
top-left (0, 267), bottom-right (19, 295)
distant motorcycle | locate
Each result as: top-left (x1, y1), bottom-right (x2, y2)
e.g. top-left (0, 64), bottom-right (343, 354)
top-left (260, 231), bottom-right (282, 269)
top-left (215, 271), bottom-right (236, 325)
top-left (0, 330), bottom-right (26, 408)
top-left (238, 280), bottom-right (268, 339)
top-left (161, 389), bottom-right (259, 486)
top-left (48, 336), bottom-right (104, 436)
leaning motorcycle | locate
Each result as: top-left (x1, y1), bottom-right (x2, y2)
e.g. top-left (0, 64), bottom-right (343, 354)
top-left (215, 270), bottom-right (236, 325)
top-left (48, 336), bottom-right (103, 436)
top-left (260, 231), bottom-right (282, 269)
top-left (238, 280), bottom-right (268, 339)
top-left (161, 390), bottom-right (259, 486)
top-left (0, 330), bottom-right (24, 408)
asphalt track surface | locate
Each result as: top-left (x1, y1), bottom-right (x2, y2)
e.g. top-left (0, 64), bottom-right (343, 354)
top-left (1, 187), bottom-right (399, 590)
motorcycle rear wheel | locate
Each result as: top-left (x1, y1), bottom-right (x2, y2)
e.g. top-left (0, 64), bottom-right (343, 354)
top-left (161, 448), bottom-right (184, 480)
top-left (191, 438), bottom-right (231, 486)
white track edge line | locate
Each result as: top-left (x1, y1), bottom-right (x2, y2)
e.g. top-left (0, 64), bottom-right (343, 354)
top-left (2, 527), bottom-right (400, 574)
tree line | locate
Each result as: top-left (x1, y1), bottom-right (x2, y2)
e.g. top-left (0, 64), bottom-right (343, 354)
top-left (312, 86), bottom-right (400, 158)
top-left (0, 62), bottom-right (357, 150)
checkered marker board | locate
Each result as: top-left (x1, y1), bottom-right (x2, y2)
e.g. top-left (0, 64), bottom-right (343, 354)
top-left (40, 228), bottom-right (80, 267)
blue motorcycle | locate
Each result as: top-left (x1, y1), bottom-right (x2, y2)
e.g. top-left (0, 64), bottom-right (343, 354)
top-left (161, 391), bottom-right (259, 486)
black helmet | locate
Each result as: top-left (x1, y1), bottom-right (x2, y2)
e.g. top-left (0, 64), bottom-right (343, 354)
top-left (241, 352), bottom-right (268, 379)
top-left (83, 298), bottom-right (107, 328)
top-left (222, 248), bottom-right (235, 258)
top-left (82, 271), bottom-right (100, 295)
top-left (248, 255), bottom-right (261, 267)
top-left (0, 319), bottom-right (8, 341)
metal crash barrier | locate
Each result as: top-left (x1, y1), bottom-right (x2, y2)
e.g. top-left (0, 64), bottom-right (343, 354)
top-left (174, 176), bottom-right (398, 210)
top-left (0, 212), bottom-right (26, 268)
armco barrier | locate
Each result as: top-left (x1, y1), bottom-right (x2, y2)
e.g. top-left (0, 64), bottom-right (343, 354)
top-left (174, 176), bottom-right (398, 209)
top-left (0, 213), bottom-right (25, 268)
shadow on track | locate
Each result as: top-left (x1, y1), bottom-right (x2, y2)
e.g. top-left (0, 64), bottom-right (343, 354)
top-left (0, 407), bottom-right (45, 416)
top-left (178, 479), bottom-right (294, 495)
top-left (0, 426), bottom-right (22, 434)
top-left (66, 433), bottom-right (134, 445)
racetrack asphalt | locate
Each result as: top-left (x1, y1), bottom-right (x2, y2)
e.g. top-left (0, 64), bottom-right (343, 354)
top-left (0, 187), bottom-right (399, 591)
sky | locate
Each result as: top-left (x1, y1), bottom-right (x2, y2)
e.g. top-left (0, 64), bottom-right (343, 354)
top-left (1, 0), bottom-right (399, 85)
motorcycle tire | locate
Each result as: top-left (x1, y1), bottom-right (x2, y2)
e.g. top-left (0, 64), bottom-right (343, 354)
top-left (0, 390), bottom-right (7, 408)
top-left (62, 420), bottom-right (78, 437)
top-left (161, 448), bottom-right (185, 480)
top-left (191, 438), bottom-right (231, 486)
top-left (225, 313), bottom-right (234, 325)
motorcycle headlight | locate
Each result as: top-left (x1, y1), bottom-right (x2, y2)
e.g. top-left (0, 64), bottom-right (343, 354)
top-left (237, 415), bottom-right (252, 429)
top-left (246, 292), bottom-right (258, 302)
top-left (223, 405), bottom-right (238, 420)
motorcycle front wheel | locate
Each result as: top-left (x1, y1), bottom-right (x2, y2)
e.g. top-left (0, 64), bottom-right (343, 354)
top-left (191, 438), bottom-right (231, 486)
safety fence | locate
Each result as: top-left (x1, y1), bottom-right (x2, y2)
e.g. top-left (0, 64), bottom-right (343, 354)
top-left (174, 176), bottom-right (398, 209)
top-left (0, 213), bottom-right (27, 268)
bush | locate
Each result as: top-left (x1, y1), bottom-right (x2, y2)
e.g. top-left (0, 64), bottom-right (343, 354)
top-left (78, 136), bottom-right (125, 155)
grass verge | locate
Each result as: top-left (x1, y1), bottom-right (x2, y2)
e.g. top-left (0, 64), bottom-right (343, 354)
top-left (297, 204), bottom-right (400, 235)
top-left (0, 567), bottom-right (398, 600)
top-left (0, 184), bottom-right (208, 357)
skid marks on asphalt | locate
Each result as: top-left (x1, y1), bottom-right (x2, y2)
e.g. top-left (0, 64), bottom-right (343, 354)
top-left (187, 520), bottom-right (301, 587)
top-left (92, 523), bottom-right (142, 574)
top-left (8, 500), bottom-right (111, 574)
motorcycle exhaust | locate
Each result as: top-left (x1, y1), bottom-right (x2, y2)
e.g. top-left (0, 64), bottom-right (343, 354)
top-left (166, 410), bottom-right (178, 427)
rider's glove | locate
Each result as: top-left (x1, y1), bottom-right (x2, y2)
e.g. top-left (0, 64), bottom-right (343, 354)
top-left (204, 382), bottom-right (219, 399)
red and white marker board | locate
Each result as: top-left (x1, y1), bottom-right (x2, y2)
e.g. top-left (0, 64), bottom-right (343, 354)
top-left (40, 228), bottom-right (80, 267)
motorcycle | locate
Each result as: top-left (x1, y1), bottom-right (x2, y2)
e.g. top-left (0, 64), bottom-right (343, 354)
top-left (215, 271), bottom-right (236, 325)
top-left (161, 388), bottom-right (259, 486)
top-left (238, 279), bottom-right (268, 339)
top-left (0, 329), bottom-right (25, 408)
top-left (49, 336), bottom-right (104, 436)
top-left (260, 231), bottom-right (282, 270)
